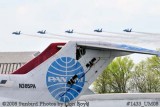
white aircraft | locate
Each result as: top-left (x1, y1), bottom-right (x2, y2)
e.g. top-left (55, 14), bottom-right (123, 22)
top-left (0, 41), bottom-right (159, 106)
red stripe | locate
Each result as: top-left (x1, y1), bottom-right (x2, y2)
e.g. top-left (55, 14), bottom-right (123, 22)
top-left (12, 43), bottom-right (66, 74)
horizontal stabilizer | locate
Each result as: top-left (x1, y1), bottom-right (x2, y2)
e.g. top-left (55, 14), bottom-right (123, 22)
top-left (77, 42), bottom-right (160, 56)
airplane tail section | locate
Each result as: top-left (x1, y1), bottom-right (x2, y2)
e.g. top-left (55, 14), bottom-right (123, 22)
top-left (11, 41), bottom-right (160, 103)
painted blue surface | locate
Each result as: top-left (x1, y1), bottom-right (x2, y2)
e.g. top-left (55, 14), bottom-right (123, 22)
top-left (116, 44), bottom-right (159, 55)
top-left (46, 57), bottom-right (85, 103)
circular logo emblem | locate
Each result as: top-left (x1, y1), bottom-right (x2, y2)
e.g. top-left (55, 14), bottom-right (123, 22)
top-left (46, 57), bottom-right (85, 103)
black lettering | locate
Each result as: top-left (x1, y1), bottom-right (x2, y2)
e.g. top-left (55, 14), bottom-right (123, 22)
top-left (67, 75), bottom-right (78, 85)
top-left (19, 84), bottom-right (36, 89)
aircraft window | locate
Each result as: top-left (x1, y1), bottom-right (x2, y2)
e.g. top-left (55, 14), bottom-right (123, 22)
top-left (0, 80), bottom-right (7, 84)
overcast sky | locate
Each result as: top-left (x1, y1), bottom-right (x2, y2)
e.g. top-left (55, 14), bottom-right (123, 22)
top-left (0, 0), bottom-right (160, 56)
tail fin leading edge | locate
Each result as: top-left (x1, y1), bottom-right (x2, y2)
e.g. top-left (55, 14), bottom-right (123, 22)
top-left (12, 43), bottom-right (66, 74)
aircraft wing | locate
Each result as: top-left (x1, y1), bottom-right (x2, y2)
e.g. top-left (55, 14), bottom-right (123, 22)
top-left (77, 41), bottom-right (160, 56)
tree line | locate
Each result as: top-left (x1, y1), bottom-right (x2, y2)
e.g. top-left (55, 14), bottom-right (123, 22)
top-left (93, 55), bottom-right (160, 93)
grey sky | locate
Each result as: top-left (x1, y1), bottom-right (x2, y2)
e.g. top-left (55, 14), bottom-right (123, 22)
top-left (0, 0), bottom-right (160, 53)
